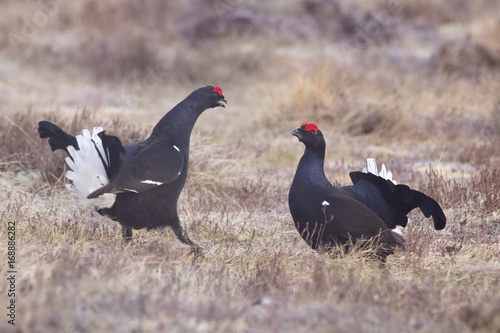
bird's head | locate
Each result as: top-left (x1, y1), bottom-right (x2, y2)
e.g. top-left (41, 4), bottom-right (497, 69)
top-left (198, 85), bottom-right (227, 109)
top-left (291, 122), bottom-right (324, 148)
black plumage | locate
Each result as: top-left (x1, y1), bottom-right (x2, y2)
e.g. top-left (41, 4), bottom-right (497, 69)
top-left (289, 122), bottom-right (446, 259)
top-left (38, 86), bottom-right (227, 254)
top-left (38, 121), bottom-right (79, 154)
top-left (342, 171), bottom-right (446, 230)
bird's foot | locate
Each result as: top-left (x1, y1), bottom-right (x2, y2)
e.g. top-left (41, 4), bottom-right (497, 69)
top-left (190, 245), bottom-right (204, 259)
top-left (122, 226), bottom-right (133, 241)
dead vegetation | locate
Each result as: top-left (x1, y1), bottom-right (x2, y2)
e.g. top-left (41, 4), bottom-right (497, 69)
top-left (0, 0), bottom-right (499, 332)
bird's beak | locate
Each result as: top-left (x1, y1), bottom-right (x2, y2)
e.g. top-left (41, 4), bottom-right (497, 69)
top-left (217, 96), bottom-right (227, 108)
top-left (291, 128), bottom-right (303, 140)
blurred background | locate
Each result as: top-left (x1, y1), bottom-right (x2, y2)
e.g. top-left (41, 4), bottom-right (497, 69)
top-left (1, 1), bottom-right (500, 332)
top-left (1, 0), bottom-right (499, 170)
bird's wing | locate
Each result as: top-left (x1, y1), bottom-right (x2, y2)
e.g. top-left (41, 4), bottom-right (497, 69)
top-left (114, 142), bottom-right (184, 193)
top-left (323, 194), bottom-right (404, 249)
top-left (88, 142), bottom-right (184, 198)
top-left (322, 193), bottom-right (390, 241)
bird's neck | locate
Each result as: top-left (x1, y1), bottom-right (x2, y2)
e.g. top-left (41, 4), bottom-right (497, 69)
top-left (294, 145), bottom-right (330, 186)
top-left (150, 98), bottom-right (205, 143)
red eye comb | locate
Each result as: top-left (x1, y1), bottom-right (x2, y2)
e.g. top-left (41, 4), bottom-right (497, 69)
top-left (212, 86), bottom-right (223, 96)
top-left (301, 122), bottom-right (318, 132)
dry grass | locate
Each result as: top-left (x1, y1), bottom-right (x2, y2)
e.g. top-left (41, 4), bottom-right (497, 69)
top-left (0, 109), bottom-right (148, 184)
top-left (0, 0), bottom-right (500, 332)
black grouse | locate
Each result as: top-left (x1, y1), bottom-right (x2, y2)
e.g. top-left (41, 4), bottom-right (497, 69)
top-left (289, 122), bottom-right (446, 259)
top-left (38, 85), bottom-right (227, 254)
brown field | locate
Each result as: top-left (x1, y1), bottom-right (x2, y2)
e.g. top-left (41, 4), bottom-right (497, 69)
top-left (0, 0), bottom-right (499, 332)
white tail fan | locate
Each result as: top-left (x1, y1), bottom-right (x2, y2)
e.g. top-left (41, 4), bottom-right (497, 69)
top-left (363, 158), bottom-right (396, 184)
top-left (65, 127), bottom-right (116, 209)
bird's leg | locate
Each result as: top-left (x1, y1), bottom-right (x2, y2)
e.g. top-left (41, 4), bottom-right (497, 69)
top-left (171, 222), bottom-right (203, 257)
top-left (122, 225), bottom-right (133, 241)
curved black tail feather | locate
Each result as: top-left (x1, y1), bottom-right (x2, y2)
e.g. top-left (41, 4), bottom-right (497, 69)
top-left (410, 190), bottom-right (446, 230)
top-left (38, 121), bottom-right (78, 156)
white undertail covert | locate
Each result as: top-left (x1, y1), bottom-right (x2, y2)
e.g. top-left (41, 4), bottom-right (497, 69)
top-left (363, 158), bottom-right (396, 184)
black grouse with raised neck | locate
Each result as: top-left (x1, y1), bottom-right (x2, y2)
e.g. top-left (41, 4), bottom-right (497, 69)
top-left (38, 86), bottom-right (227, 255)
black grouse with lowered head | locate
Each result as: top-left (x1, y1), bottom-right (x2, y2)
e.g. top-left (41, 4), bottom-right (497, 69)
top-left (38, 85), bottom-right (227, 255)
top-left (289, 122), bottom-right (446, 258)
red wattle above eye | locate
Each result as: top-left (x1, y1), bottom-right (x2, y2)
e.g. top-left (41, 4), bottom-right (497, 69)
top-left (302, 122), bottom-right (318, 132)
top-left (212, 86), bottom-right (223, 96)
